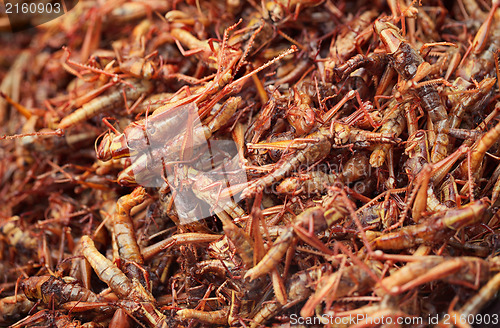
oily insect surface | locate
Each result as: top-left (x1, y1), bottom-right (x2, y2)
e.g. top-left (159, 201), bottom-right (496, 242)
top-left (1, 0), bottom-right (500, 327)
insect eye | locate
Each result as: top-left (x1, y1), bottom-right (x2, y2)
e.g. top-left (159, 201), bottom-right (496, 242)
top-left (125, 125), bottom-right (149, 151)
top-left (126, 138), bottom-right (139, 151)
top-left (146, 123), bottom-right (157, 136)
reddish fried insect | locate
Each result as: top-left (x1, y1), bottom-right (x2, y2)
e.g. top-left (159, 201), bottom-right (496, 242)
top-left (374, 20), bottom-right (450, 163)
top-left (371, 198), bottom-right (488, 250)
top-left (241, 126), bottom-right (398, 197)
top-left (22, 275), bottom-right (99, 305)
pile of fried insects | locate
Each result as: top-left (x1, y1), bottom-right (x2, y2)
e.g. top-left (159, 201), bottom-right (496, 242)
top-left (2, 0), bottom-right (500, 327)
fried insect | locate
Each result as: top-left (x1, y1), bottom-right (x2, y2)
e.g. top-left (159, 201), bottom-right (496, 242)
top-left (188, 166), bottom-right (246, 219)
top-left (457, 120), bottom-right (500, 181)
top-left (58, 79), bottom-right (153, 129)
top-left (241, 126), bottom-right (398, 197)
top-left (1, 216), bottom-right (38, 253)
top-left (375, 255), bottom-right (493, 296)
top-left (11, 309), bottom-right (95, 328)
top-left (249, 266), bottom-right (325, 328)
top-left (277, 152), bottom-right (370, 195)
top-left (330, 52), bottom-right (389, 83)
top-left (80, 236), bottom-right (169, 327)
top-left (371, 198), bottom-right (488, 250)
top-left (301, 261), bottom-right (378, 317)
top-left (277, 170), bottom-right (340, 195)
top-left (447, 77), bottom-right (496, 130)
top-left (80, 236), bottom-right (154, 303)
top-left (459, 269), bottom-right (500, 316)
top-left (177, 308), bottom-right (229, 325)
top-left (116, 96), bottom-right (241, 186)
top-left (374, 20), bottom-right (450, 163)
top-left (185, 166), bottom-right (254, 267)
top-left (141, 233), bottom-right (220, 261)
top-left (22, 275), bottom-right (99, 305)
top-left (245, 203), bottom-right (348, 280)
top-left (370, 99), bottom-right (406, 167)
top-left (325, 9), bottom-right (379, 81)
top-left (0, 295), bottom-right (34, 325)
top-left (286, 84), bottom-right (317, 136)
top-left (112, 187), bottom-right (146, 264)
top-left (471, 1), bottom-right (500, 55)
